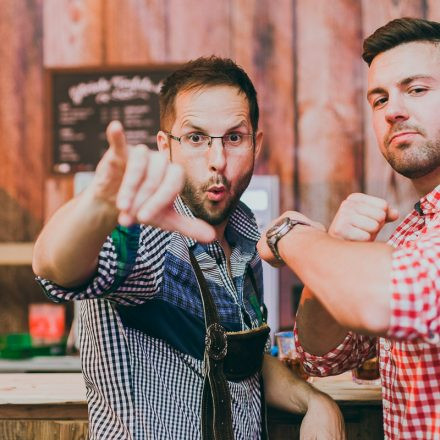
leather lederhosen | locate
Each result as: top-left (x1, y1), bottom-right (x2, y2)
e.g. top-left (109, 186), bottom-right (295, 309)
top-left (189, 250), bottom-right (270, 440)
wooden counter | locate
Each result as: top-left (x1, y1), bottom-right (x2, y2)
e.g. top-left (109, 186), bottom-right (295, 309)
top-left (0, 372), bottom-right (383, 439)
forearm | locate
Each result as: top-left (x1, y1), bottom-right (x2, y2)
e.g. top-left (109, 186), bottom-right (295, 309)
top-left (262, 354), bottom-right (314, 414)
top-left (33, 188), bottom-right (119, 287)
top-left (279, 227), bottom-right (393, 335)
top-left (296, 287), bottom-right (348, 356)
top-left (263, 355), bottom-right (346, 438)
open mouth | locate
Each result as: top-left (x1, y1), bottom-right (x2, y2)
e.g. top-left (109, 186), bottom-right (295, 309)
top-left (206, 186), bottom-right (227, 202)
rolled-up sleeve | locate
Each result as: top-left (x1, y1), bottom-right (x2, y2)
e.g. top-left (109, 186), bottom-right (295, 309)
top-left (294, 325), bottom-right (377, 377)
top-left (36, 236), bottom-right (119, 303)
top-left (387, 223), bottom-right (440, 344)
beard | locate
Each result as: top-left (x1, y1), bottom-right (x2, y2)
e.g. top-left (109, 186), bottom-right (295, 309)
top-left (383, 124), bottom-right (440, 179)
top-left (181, 169), bottom-right (253, 225)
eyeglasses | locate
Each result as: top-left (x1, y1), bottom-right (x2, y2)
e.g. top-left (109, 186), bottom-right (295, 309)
top-left (166, 132), bottom-right (254, 152)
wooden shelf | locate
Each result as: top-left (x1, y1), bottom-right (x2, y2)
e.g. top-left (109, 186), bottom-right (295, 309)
top-left (0, 243), bottom-right (34, 265)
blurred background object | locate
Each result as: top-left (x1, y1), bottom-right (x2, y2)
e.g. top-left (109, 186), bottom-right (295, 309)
top-left (28, 303), bottom-right (65, 346)
top-left (275, 330), bottom-right (310, 382)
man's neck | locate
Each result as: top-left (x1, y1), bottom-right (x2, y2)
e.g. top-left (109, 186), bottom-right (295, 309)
top-left (212, 222), bottom-right (232, 262)
top-left (411, 167), bottom-right (440, 197)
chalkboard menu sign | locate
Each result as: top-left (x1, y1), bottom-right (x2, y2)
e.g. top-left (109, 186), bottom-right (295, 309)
top-left (48, 66), bottom-right (176, 173)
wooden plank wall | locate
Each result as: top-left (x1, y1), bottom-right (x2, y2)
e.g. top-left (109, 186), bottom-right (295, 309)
top-left (0, 0), bottom-right (47, 333)
top-left (1, 0), bottom-right (438, 332)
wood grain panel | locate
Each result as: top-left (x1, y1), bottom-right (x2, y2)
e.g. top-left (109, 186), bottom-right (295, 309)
top-left (296, 0), bottom-right (363, 226)
top-left (0, 420), bottom-right (88, 440)
top-left (0, 0), bottom-right (46, 333)
top-left (105, 0), bottom-right (167, 64)
top-left (43, 0), bottom-right (104, 222)
top-left (231, 0), bottom-right (296, 213)
top-left (43, 0), bottom-right (104, 67)
top-left (426, 0), bottom-right (440, 20)
top-left (107, 0), bottom-right (231, 63)
top-left (361, 0), bottom-right (423, 241)
top-left (166, 0), bottom-right (231, 61)
top-left (0, 0), bottom-right (45, 238)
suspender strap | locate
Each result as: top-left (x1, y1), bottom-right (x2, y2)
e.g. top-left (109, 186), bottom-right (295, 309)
top-left (189, 250), bottom-right (234, 440)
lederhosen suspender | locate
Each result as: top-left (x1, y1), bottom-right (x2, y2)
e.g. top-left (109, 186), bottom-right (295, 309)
top-left (189, 250), bottom-right (270, 440)
top-left (108, 226), bottom-right (269, 439)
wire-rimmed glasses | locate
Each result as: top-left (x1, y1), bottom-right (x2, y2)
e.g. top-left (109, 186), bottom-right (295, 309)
top-left (166, 132), bottom-right (254, 152)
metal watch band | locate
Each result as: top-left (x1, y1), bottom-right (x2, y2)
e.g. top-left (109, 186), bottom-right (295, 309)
top-left (266, 218), bottom-right (310, 264)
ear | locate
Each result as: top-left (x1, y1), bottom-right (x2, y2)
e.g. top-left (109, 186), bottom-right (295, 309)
top-left (157, 131), bottom-right (171, 159)
top-left (254, 131), bottom-right (263, 159)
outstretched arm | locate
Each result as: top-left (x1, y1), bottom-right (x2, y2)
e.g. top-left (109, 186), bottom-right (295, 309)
top-left (257, 194), bottom-right (399, 337)
top-left (33, 121), bottom-right (214, 287)
top-left (295, 193), bottom-right (398, 353)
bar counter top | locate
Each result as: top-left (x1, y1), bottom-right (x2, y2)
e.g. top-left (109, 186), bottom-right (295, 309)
top-left (0, 371), bottom-right (383, 439)
top-left (0, 370), bottom-right (381, 406)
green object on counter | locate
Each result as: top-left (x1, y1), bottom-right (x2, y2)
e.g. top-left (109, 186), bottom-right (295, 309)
top-left (0, 333), bottom-right (33, 359)
top-left (0, 334), bottom-right (67, 359)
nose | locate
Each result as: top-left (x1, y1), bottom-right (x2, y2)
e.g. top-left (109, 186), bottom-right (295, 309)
top-left (207, 138), bottom-right (227, 173)
top-left (385, 94), bottom-right (409, 125)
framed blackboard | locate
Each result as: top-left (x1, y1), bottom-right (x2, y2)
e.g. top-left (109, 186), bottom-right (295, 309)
top-left (47, 66), bottom-right (177, 173)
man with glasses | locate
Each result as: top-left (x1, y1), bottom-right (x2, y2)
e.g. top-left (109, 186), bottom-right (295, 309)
top-left (33, 57), bottom-right (343, 439)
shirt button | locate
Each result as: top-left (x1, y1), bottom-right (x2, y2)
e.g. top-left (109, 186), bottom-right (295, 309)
top-left (383, 340), bottom-right (391, 351)
top-left (428, 331), bottom-right (440, 344)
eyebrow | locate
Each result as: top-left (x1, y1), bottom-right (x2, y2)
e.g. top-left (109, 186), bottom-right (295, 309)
top-left (180, 120), bottom-right (249, 132)
top-left (367, 75), bottom-right (435, 101)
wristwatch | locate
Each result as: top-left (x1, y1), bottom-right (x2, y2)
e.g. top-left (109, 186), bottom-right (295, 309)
top-left (266, 217), bottom-right (310, 264)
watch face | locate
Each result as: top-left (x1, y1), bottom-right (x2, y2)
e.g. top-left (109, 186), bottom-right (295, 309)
top-left (267, 217), bottom-right (290, 238)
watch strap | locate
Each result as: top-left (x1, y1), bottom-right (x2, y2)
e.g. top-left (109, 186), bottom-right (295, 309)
top-left (267, 218), bottom-right (310, 263)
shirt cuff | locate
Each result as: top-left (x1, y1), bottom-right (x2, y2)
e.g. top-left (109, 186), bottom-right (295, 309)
top-left (294, 327), bottom-right (360, 377)
top-left (36, 238), bottom-right (119, 303)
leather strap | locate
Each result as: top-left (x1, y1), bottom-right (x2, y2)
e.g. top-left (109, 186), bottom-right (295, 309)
top-left (189, 250), bottom-right (234, 440)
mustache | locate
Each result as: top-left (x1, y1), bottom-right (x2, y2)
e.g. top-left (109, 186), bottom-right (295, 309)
top-left (384, 123), bottom-right (424, 147)
top-left (201, 175), bottom-right (231, 191)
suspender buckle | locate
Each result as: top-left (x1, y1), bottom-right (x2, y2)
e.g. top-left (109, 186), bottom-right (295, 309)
top-left (205, 323), bottom-right (228, 360)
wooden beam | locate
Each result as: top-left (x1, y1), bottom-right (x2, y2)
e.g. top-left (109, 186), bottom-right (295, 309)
top-left (296, 0), bottom-right (363, 227)
top-left (0, 243), bottom-right (34, 266)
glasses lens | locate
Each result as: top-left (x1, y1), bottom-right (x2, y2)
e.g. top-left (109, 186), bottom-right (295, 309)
top-left (181, 133), bottom-right (210, 150)
top-left (224, 134), bottom-right (253, 150)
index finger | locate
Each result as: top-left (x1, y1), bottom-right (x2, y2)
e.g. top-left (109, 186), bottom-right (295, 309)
top-left (106, 121), bottom-right (127, 160)
top-left (161, 210), bottom-right (216, 243)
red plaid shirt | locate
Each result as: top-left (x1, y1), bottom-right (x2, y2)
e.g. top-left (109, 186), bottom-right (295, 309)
top-left (295, 184), bottom-right (440, 439)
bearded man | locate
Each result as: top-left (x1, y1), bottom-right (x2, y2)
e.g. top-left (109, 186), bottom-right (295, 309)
top-left (33, 57), bottom-right (344, 440)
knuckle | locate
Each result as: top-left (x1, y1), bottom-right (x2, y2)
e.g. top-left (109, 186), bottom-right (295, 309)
top-left (346, 192), bottom-right (363, 201)
top-left (377, 199), bottom-right (388, 210)
top-left (376, 210), bottom-right (386, 222)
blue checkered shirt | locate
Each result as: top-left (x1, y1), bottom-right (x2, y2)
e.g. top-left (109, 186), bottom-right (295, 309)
top-left (37, 197), bottom-right (267, 439)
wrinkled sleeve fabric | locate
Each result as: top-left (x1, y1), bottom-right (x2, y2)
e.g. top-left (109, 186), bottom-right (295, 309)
top-left (387, 221), bottom-right (440, 344)
top-left (294, 325), bottom-right (377, 377)
top-left (36, 225), bottom-right (169, 304)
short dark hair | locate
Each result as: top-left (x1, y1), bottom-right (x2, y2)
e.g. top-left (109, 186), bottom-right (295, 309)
top-left (363, 17), bottom-right (440, 66)
top-left (159, 56), bottom-right (259, 132)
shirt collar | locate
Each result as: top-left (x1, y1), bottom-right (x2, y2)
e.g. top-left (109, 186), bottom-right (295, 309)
top-left (173, 195), bottom-right (260, 252)
top-left (414, 183), bottom-right (440, 216)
